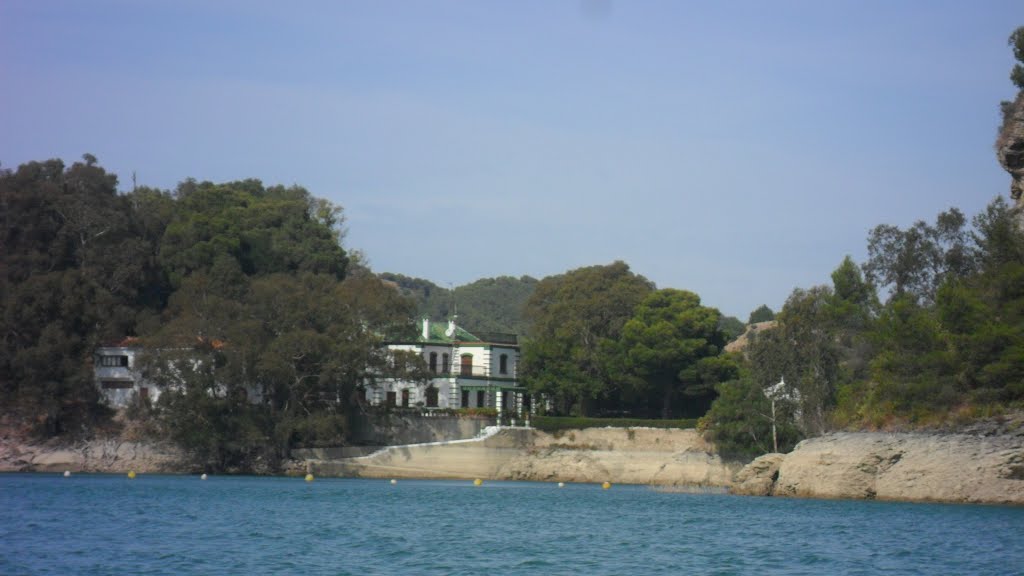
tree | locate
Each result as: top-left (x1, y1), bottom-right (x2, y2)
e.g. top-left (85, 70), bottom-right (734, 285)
top-left (747, 305), bottom-right (775, 324)
top-left (863, 209), bottom-right (973, 305)
top-left (617, 289), bottom-right (734, 419)
top-left (700, 374), bottom-right (801, 458)
top-left (521, 262), bottom-right (654, 416)
top-left (745, 286), bottom-right (841, 435)
top-left (1010, 26), bottom-right (1024, 89)
top-left (718, 316), bottom-right (745, 341)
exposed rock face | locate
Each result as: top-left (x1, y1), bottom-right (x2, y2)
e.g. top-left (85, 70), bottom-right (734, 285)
top-left (499, 428), bottom-right (739, 486)
top-left (997, 92), bottom-right (1024, 207)
top-left (0, 436), bottom-right (185, 474)
top-left (734, 431), bottom-right (1024, 504)
top-left (724, 321), bottom-right (776, 354)
top-left (312, 427), bottom-right (740, 486)
top-left (730, 453), bottom-right (785, 496)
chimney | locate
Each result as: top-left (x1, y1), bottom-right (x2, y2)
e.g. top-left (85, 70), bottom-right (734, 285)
top-left (422, 318), bottom-right (430, 340)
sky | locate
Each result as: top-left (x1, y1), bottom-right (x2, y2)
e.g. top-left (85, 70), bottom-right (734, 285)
top-left (2, 1), bottom-right (1021, 319)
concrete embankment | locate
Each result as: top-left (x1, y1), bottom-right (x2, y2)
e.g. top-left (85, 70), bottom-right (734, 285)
top-left (733, 431), bottom-right (1024, 505)
top-left (308, 427), bottom-right (740, 486)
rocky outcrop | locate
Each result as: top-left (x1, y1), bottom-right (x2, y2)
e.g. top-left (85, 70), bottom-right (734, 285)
top-left (724, 321), bottom-right (776, 354)
top-left (732, 431), bottom-right (1024, 505)
top-left (997, 92), bottom-right (1024, 207)
top-left (0, 436), bottom-right (185, 474)
top-left (730, 453), bottom-right (785, 496)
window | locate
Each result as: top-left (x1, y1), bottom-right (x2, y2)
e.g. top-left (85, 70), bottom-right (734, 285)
top-left (429, 352), bottom-right (438, 373)
top-left (461, 390), bottom-right (469, 408)
top-left (100, 355), bottom-right (129, 367)
top-left (461, 354), bottom-right (473, 376)
top-left (101, 380), bottom-right (133, 389)
top-left (476, 390), bottom-right (485, 408)
top-left (426, 386), bottom-right (438, 408)
top-left (442, 353), bottom-right (450, 374)
top-left (401, 389), bottom-right (410, 408)
top-left (387, 391), bottom-right (397, 407)
top-left (499, 354), bottom-right (508, 375)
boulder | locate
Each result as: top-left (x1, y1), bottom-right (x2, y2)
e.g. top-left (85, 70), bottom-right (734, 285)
top-left (731, 453), bottom-right (785, 496)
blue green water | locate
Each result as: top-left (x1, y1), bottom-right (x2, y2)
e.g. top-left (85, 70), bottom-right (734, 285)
top-left (2, 474), bottom-right (1023, 575)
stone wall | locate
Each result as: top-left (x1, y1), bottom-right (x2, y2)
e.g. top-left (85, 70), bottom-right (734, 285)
top-left (346, 411), bottom-right (495, 447)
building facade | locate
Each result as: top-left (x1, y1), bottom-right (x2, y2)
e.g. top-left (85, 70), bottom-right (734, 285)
top-left (94, 342), bottom-right (157, 408)
top-left (367, 318), bottom-right (530, 418)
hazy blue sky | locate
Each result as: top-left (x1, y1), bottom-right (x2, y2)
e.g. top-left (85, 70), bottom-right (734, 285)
top-left (2, 1), bottom-right (1021, 318)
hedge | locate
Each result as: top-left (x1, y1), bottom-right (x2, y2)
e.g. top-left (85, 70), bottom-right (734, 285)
top-left (529, 415), bottom-right (697, 433)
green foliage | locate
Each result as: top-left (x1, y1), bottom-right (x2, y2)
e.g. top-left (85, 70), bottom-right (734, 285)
top-left (0, 157), bottom-right (165, 433)
top-left (380, 273), bottom-right (538, 335)
top-left (718, 315), bottom-right (745, 341)
top-left (531, 415), bottom-right (696, 433)
top-left (747, 305), bottom-right (775, 324)
top-left (617, 289), bottom-right (734, 418)
top-left (1010, 26), bottom-right (1024, 89)
top-left (700, 376), bottom-right (801, 458)
top-left (863, 208), bottom-right (973, 305)
top-left (0, 155), bottom-right (422, 471)
top-left (521, 261), bottom-right (654, 416)
top-left (834, 198), bottom-right (1024, 428)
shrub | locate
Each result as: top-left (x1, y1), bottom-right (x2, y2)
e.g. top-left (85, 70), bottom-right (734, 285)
top-left (530, 415), bottom-right (696, 433)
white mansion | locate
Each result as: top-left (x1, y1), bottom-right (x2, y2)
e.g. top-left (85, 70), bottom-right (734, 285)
top-left (368, 318), bottom-right (529, 417)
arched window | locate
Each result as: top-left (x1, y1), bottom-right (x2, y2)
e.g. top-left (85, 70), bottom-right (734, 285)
top-left (460, 354), bottom-right (473, 376)
top-left (429, 352), bottom-right (438, 373)
top-left (499, 354), bottom-right (508, 375)
top-left (442, 353), bottom-right (450, 373)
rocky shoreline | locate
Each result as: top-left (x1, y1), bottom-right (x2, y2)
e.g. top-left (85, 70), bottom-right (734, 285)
top-left (734, 429), bottom-right (1024, 505)
top-left (5, 423), bottom-right (1023, 505)
top-left (0, 435), bottom-right (186, 474)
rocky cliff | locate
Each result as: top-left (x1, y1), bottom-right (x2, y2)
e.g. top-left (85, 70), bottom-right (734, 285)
top-left (733, 429), bottom-right (1024, 505)
top-left (997, 92), bottom-right (1024, 208)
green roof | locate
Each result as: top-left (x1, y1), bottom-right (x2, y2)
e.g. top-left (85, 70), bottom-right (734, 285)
top-left (422, 320), bottom-right (481, 343)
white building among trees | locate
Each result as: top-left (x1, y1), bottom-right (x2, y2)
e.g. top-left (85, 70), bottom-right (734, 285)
top-left (368, 318), bottom-right (529, 418)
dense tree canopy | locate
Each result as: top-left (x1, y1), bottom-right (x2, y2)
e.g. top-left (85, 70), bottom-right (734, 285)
top-left (521, 262), bottom-right (654, 416)
top-left (617, 289), bottom-right (735, 419)
top-left (1, 156), bottom-right (420, 469)
top-left (747, 305), bottom-right (775, 324)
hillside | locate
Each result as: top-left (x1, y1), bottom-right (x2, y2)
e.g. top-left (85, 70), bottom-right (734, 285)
top-left (379, 273), bottom-right (538, 336)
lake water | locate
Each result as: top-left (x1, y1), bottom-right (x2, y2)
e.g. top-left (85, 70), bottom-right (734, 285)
top-left (2, 474), bottom-right (1023, 575)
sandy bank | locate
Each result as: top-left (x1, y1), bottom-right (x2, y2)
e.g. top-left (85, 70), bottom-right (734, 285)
top-left (733, 431), bottom-right (1024, 505)
top-left (309, 427), bottom-right (740, 486)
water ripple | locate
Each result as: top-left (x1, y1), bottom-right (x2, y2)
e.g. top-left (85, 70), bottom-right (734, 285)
top-left (2, 475), bottom-right (1023, 575)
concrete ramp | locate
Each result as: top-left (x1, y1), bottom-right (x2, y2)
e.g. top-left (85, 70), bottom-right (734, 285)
top-left (310, 427), bottom-right (532, 479)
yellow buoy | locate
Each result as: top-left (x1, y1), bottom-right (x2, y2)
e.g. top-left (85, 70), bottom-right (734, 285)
top-left (602, 481), bottom-right (611, 490)
top-left (127, 471), bottom-right (137, 479)
top-left (305, 473), bottom-right (314, 482)
top-left (473, 478), bottom-right (483, 486)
